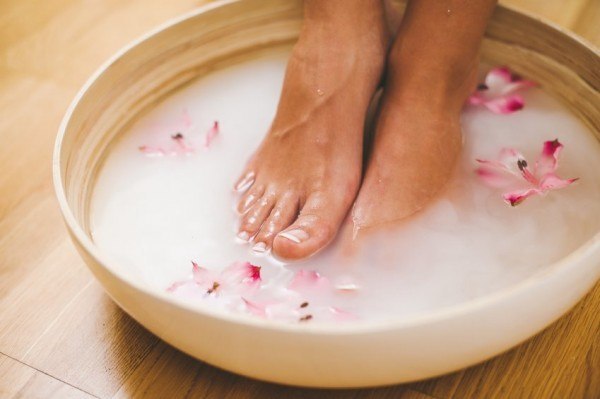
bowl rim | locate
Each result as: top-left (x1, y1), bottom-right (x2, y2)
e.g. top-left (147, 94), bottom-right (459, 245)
top-left (53, 0), bottom-right (600, 335)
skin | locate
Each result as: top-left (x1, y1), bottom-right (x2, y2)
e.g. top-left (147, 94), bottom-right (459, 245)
top-left (353, 0), bottom-right (497, 231)
top-left (234, 0), bottom-right (497, 260)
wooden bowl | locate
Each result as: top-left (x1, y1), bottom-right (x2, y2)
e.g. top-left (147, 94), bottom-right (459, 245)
top-left (53, 0), bottom-right (600, 387)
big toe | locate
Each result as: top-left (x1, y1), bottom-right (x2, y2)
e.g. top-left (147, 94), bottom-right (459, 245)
top-left (272, 192), bottom-right (350, 260)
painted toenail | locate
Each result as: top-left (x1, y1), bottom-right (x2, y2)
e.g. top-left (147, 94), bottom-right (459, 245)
top-left (252, 242), bottom-right (267, 253)
top-left (235, 172), bottom-right (255, 192)
top-left (237, 231), bottom-right (250, 242)
top-left (278, 229), bottom-right (309, 244)
top-left (241, 194), bottom-right (257, 213)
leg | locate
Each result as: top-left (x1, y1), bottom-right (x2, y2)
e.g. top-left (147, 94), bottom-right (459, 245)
top-left (352, 0), bottom-right (497, 230)
top-left (234, 0), bottom-right (388, 259)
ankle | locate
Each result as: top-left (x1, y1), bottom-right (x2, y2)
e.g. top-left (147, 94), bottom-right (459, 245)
top-left (300, 1), bottom-right (390, 57)
top-left (304, 0), bottom-right (386, 28)
top-left (386, 46), bottom-right (478, 112)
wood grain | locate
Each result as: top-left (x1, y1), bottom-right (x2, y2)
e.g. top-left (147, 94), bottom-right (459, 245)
top-left (0, 353), bottom-right (95, 398)
top-left (0, 0), bottom-right (598, 398)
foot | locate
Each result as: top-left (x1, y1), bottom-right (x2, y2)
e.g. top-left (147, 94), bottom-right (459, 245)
top-left (351, 39), bottom-right (478, 231)
top-left (234, 1), bottom-right (388, 260)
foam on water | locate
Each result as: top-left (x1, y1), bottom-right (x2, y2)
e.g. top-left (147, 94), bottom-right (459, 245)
top-left (91, 47), bottom-right (600, 323)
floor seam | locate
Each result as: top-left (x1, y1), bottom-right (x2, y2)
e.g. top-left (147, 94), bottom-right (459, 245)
top-left (0, 350), bottom-right (100, 398)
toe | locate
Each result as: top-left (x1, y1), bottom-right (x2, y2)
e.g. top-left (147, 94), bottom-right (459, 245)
top-left (237, 194), bottom-right (275, 243)
top-left (273, 191), bottom-right (351, 260)
top-left (233, 170), bottom-right (256, 193)
top-left (237, 184), bottom-right (265, 214)
top-left (252, 195), bottom-right (300, 251)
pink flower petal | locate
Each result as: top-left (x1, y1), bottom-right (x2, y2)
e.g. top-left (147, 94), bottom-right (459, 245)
top-left (138, 133), bottom-right (194, 157)
top-left (165, 279), bottom-right (207, 300)
top-left (483, 94), bottom-right (525, 114)
top-left (191, 261), bottom-right (210, 283)
top-left (485, 66), bottom-right (513, 89)
top-left (138, 145), bottom-right (166, 157)
top-left (484, 67), bottom-right (536, 95)
top-left (167, 262), bottom-right (365, 323)
top-left (167, 259), bottom-right (367, 323)
top-left (171, 133), bottom-right (194, 154)
top-left (497, 147), bottom-right (523, 164)
top-left (288, 270), bottom-right (331, 293)
top-left (475, 167), bottom-right (513, 188)
top-left (222, 261), bottom-right (262, 286)
top-left (539, 174), bottom-right (578, 191)
top-left (535, 139), bottom-right (563, 176)
top-left (469, 67), bottom-right (535, 114)
top-left (502, 187), bottom-right (542, 206)
top-left (191, 261), bottom-right (221, 293)
top-left (499, 79), bottom-right (536, 96)
top-left (468, 92), bottom-right (486, 106)
top-left (497, 148), bottom-right (538, 184)
top-left (242, 298), bottom-right (267, 318)
top-left (139, 110), bottom-right (198, 156)
top-left (477, 139), bottom-right (578, 206)
top-left (475, 159), bottom-right (520, 188)
top-left (145, 110), bottom-right (194, 136)
top-left (182, 108), bottom-right (193, 129)
top-left (166, 281), bottom-right (186, 293)
top-left (475, 148), bottom-right (531, 187)
top-left (204, 121), bottom-right (219, 148)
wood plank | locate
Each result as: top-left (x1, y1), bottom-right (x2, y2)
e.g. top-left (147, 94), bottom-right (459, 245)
top-left (0, 70), bottom-right (73, 218)
top-left (409, 370), bottom-right (464, 399)
top-left (411, 283), bottom-right (600, 399)
top-left (113, 341), bottom-right (434, 399)
top-left (0, 192), bottom-right (92, 357)
top-left (0, 0), bottom-right (73, 51)
top-left (112, 343), bottom-right (203, 399)
top-left (451, 283), bottom-right (600, 398)
top-left (14, 283), bottom-right (434, 399)
top-left (2, 0), bottom-right (207, 87)
top-left (20, 283), bottom-right (159, 399)
top-left (0, 353), bottom-right (95, 399)
top-left (572, 0), bottom-right (600, 45)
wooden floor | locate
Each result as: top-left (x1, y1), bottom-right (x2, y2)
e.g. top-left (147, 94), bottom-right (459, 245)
top-left (0, 1), bottom-right (598, 398)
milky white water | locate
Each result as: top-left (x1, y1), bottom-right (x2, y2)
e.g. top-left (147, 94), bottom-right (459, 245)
top-left (91, 47), bottom-right (600, 323)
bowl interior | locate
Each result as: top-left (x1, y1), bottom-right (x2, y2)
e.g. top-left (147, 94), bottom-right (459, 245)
top-left (55, 0), bottom-right (600, 324)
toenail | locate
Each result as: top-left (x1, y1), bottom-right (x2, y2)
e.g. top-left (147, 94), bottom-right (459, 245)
top-left (278, 229), bottom-right (309, 244)
top-left (237, 231), bottom-right (250, 242)
top-left (252, 242), bottom-right (267, 253)
top-left (235, 172), bottom-right (255, 192)
top-left (241, 194), bottom-right (257, 213)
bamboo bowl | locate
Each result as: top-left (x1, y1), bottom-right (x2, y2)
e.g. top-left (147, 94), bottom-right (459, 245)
top-left (53, 0), bottom-right (600, 387)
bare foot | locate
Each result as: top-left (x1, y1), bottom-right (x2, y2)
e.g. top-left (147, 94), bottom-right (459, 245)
top-left (234, 1), bottom-right (388, 260)
top-left (350, 80), bottom-right (469, 231)
top-left (352, 0), bottom-right (487, 231)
